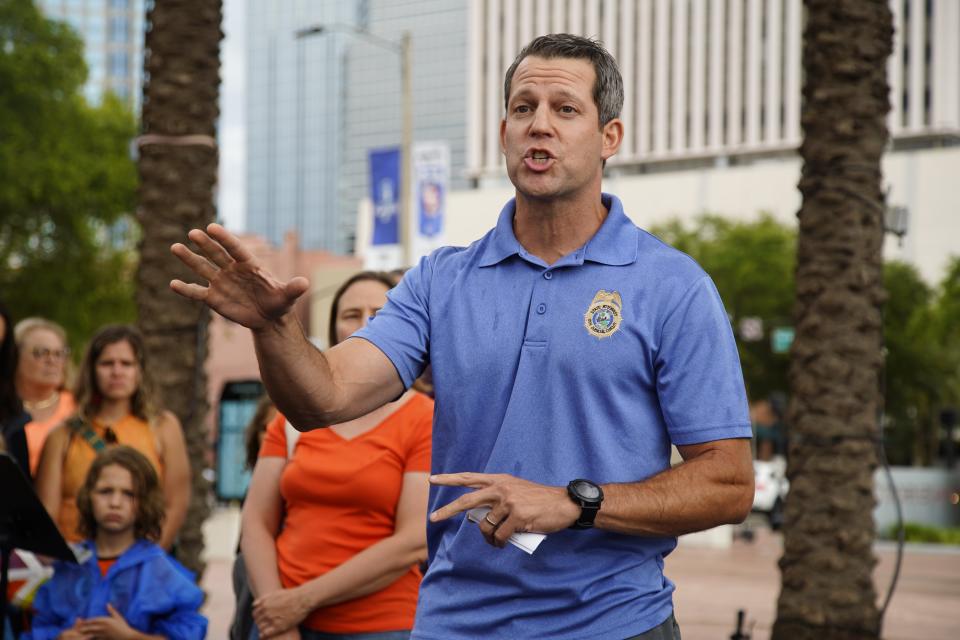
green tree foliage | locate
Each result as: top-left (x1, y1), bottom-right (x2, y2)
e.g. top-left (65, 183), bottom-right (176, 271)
top-left (653, 213), bottom-right (960, 466)
top-left (651, 214), bottom-right (960, 465)
top-left (651, 214), bottom-right (796, 401)
top-left (883, 259), bottom-right (960, 464)
top-left (0, 0), bottom-right (138, 353)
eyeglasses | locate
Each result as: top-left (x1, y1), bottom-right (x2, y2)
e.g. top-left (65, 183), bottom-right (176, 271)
top-left (30, 347), bottom-right (71, 361)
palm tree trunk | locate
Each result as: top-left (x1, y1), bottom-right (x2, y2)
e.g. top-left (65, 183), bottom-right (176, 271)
top-left (136, 0), bottom-right (222, 576)
top-left (772, 2), bottom-right (893, 639)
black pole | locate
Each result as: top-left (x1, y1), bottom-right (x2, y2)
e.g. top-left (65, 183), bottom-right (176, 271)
top-left (730, 608), bottom-right (751, 640)
top-left (941, 408), bottom-right (957, 469)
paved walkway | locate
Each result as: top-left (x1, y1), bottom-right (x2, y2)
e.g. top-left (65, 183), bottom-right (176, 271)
top-left (668, 526), bottom-right (960, 639)
top-left (200, 507), bottom-right (960, 639)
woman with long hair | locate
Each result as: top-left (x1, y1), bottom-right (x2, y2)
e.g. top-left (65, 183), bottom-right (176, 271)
top-left (242, 271), bottom-right (433, 640)
top-left (0, 301), bottom-right (30, 478)
top-left (36, 324), bottom-right (191, 551)
top-left (13, 317), bottom-right (76, 476)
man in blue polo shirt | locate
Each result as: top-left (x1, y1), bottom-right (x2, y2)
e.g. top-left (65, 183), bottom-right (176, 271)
top-left (172, 34), bottom-right (753, 640)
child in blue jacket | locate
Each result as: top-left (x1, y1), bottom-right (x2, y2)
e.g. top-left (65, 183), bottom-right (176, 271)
top-left (25, 446), bottom-right (206, 640)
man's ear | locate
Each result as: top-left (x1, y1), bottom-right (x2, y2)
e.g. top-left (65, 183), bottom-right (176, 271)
top-left (499, 118), bottom-right (507, 155)
top-left (600, 118), bottom-right (624, 161)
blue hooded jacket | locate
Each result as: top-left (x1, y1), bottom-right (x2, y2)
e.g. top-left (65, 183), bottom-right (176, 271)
top-left (24, 540), bottom-right (207, 640)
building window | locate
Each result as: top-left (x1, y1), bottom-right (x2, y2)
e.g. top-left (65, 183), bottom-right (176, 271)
top-left (109, 51), bottom-right (128, 77)
top-left (110, 15), bottom-right (128, 42)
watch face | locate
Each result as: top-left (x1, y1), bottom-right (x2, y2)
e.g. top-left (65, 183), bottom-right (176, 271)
top-left (574, 480), bottom-right (601, 500)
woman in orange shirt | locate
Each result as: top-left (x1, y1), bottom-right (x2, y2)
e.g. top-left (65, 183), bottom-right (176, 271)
top-left (242, 272), bottom-right (433, 640)
top-left (13, 317), bottom-right (76, 477)
top-left (36, 324), bottom-right (191, 551)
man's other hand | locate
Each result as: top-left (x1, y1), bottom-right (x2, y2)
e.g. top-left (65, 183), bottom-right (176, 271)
top-left (429, 473), bottom-right (579, 548)
top-left (170, 223), bottom-right (310, 331)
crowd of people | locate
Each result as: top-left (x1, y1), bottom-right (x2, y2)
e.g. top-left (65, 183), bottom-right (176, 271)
top-left (0, 304), bottom-right (206, 639)
top-left (4, 33), bottom-right (756, 640)
top-left (1, 269), bottom-right (436, 640)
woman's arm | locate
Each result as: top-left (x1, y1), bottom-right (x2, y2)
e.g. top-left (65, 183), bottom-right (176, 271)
top-left (156, 411), bottom-right (191, 551)
top-left (35, 424), bottom-right (69, 520)
top-left (252, 472), bottom-right (429, 637)
top-left (240, 457), bottom-right (287, 599)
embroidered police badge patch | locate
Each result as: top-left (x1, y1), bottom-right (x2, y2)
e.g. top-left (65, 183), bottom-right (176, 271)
top-left (584, 290), bottom-right (623, 338)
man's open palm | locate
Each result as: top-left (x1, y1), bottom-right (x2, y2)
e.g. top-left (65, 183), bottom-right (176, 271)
top-left (170, 224), bottom-right (309, 330)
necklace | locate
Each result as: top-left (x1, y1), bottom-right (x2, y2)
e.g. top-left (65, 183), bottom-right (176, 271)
top-left (24, 391), bottom-right (60, 412)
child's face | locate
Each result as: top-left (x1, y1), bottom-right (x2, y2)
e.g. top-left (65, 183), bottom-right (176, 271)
top-left (95, 340), bottom-right (141, 403)
top-left (91, 464), bottom-right (138, 535)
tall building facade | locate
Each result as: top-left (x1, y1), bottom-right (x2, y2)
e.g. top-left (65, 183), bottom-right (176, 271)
top-left (38, 0), bottom-right (146, 109)
top-left (246, 0), bottom-right (957, 276)
top-left (338, 0), bottom-right (470, 252)
top-left (245, 0), bottom-right (469, 254)
top-left (442, 0), bottom-right (958, 283)
top-left (467, 0), bottom-right (959, 176)
top-left (245, 0), bottom-right (360, 253)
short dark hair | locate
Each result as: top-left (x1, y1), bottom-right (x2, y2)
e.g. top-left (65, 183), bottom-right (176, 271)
top-left (503, 33), bottom-right (624, 127)
top-left (76, 446), bottom-right (165, 541)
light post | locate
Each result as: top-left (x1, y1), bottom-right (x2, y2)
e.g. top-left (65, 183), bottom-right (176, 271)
top-left (295, 24), bottom-right (413, 265)
top-left (883, 204), bottom-right (909, 248)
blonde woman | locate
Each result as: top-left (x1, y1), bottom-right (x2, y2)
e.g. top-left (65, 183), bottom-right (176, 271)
top-left (14, 317), bottom-right (76, 476)
top-left (36, 324), bottom-right (190, 551)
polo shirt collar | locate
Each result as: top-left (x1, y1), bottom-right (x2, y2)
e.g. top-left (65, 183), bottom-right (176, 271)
top-left (478, 193), bottom-right (638, 268)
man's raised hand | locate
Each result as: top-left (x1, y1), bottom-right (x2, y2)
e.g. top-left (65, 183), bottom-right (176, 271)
top-left (170, 224), bottom-right (310, 331)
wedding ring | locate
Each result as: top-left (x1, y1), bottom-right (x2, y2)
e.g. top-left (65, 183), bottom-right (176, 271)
top-left (484, 514), bottom-right (500, 527)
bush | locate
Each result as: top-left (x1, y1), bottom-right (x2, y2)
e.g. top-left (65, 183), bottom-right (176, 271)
top-left (884, 522), bottom-right (960, 545)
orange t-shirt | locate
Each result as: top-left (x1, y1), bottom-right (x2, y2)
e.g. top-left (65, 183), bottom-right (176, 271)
top-left (57, 415), bottom-right (164, 542)
top-left (259, 393), bottom-right (433, 634)
top-left (98, 557), bottom-right (118, 576)
top-left (25, 391), bottom-right (76, 476)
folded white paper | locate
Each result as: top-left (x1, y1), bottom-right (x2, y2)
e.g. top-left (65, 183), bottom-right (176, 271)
top-left (466, 507), bottom-right (547, 554)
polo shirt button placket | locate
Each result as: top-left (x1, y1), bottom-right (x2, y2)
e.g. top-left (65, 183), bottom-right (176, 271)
top-left (543, 271), bottom-right (553, 280)
top-left (536, 303), bottom-right (546, 314)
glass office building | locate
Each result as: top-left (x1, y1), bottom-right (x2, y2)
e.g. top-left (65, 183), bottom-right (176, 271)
top-left (245, 0), bottom-right (469, 254)
top-left (38, 0), bottom-right (146, 110)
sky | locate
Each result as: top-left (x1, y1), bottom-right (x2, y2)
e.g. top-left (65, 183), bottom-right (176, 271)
top-left (217, 0), bottom-right (246, 232)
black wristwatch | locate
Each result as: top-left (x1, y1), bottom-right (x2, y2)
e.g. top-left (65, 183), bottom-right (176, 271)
top-left (567, 479), bottom-right (604, 529)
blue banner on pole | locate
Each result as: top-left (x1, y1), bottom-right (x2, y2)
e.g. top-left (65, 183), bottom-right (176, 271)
top-left (369, 148), bottom-right (401, 246)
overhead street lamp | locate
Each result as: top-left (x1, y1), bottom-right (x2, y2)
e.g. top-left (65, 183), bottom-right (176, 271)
top-left (296, 23), bottom-right (413, 264)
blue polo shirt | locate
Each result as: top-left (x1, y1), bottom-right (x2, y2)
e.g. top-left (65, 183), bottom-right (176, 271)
top-left (355, 194), bottom-right (750, 639)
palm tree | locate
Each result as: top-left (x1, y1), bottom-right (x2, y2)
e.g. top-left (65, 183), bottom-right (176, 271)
top-left (135, 0), bottom-right (222, 575)
top-left (772, 1), bottom-right (893, 638)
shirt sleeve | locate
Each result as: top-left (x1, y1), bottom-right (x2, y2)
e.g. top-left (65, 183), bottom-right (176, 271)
top-left (259, 412), bottom-right (288, 459)
top-left (354, 255), bottom-right (433, 389)
top-left (655, 276), bottom-right (752, 445)
top-left (403, 396), bottom-right (434, 473)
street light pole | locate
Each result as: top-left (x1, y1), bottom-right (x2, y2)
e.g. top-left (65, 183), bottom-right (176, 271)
top-left (295, 34), bottom-right (305, 246)
top-left (295, 24), bottom-right (413, 265)
top-left (399, 31), bottom-right (412, 266)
